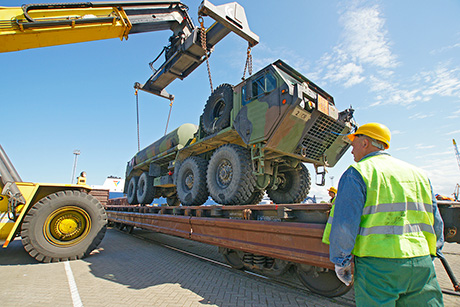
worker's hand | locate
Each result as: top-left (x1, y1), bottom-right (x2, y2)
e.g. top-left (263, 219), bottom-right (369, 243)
top-left (335, 264), bottom-right (353, 286)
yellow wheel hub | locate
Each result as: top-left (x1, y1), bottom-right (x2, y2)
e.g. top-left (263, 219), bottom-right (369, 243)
top-left (44, 206), bottom-right (91, 247)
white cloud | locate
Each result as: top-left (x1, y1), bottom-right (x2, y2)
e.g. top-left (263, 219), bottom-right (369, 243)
top-left (409, 112), bottom-right (434, 120)
top-left (340, 5), bottom-right (397, 69)
top-left (446, 130), bottom-right (460, 136)
top-left (415, 144), bottom-right (436, 150)
top-left (421, 66), bottom-right (460, 98)
top-left (317, 3), bottom-right (397, 89)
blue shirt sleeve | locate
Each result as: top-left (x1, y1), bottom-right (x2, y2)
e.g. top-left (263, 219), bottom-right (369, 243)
top-left (430, 181), bottom-right (445, 254)
top-left (329, 166), bottom-right (366, 267)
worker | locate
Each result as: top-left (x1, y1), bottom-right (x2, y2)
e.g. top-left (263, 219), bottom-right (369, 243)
top-left (77, 171), bottom-right (87, 185)
top-left (322, 186), bottom-right (337, 245)
top-left (328, 186), bottom-right (337, 203)
top-left (329, 123), bottom-right (444, 306)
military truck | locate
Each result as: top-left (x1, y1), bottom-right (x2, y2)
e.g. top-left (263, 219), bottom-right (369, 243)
top-left (124, 60), bottom-right (355, 206)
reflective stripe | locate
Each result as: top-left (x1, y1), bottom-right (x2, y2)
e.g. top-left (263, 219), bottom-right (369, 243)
top-left (359, 223), bottom-right (435, 236)
top-left (327, 215), bottom-right (333, 225)
top-left (362, 202), bottom-right (432, 216)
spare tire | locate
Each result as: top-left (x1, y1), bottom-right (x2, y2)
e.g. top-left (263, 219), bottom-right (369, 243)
top-left (201, 83), bottom-right (233, 135)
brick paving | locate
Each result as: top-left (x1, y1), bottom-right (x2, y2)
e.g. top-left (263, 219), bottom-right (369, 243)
top-left (0, 228), bottom-right (458, 306)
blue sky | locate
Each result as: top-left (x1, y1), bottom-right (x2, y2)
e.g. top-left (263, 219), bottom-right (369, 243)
top-left (1, 0), bottom-right (460, 201)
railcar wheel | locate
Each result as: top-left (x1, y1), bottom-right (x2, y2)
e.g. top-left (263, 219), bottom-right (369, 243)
top-left (219, 247), bottom-right (244, 269)
top-left (176, 157), bottom-right (209, 206)
top-left (21, 190), bottom-right (107, 263)
top-left (137, 172), bottom-right (155, 204)
top-left (201, 84), bottom-right (233, 135)
top-left (296, 264), bottom-right (351, 297)
top-left (267, 163), bottom-right (310, 204)
top-left (126, 176), bottom-right (139, 204)
top-left (207, 144), bottom-right (256, 205)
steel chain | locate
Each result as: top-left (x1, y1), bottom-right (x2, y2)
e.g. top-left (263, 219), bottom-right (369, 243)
top-left (242, 44), bottom-right (253, 80)
top-left (199, 16), bottom-right (213, 93)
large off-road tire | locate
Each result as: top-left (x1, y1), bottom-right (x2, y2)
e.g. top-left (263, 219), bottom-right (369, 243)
top-left (207, 144), bottom-right (256, 205)
top-left (243, 189), bottom-right (265, 205)
top-left (166, 194), bottom-right (181, 206)
top-left (176, 157), bottom-right (209, 206)
top-left (136, 172), bottom-right (155, 205)
top-left (21, 190), bottom-right (107, 263)
top-left (126, 176), bottom-right (139, 204)
top-left (201, 83), bottom-right (233, 135)
top-left (267, 163), bottom-right (311, 204)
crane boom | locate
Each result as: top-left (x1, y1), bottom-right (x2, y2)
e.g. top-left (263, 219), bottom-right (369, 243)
top-left (454, 139), bottom-right (460, 171)
top-left (0, 1), bottom-right (259, 98)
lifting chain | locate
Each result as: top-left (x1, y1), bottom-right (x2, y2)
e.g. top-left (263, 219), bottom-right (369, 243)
top-left (242, 44), bottom-right (253, 80)
top-left (199, 16), bottom-right (213, 93)
top-left (135, 89), bottom-right (141, 151)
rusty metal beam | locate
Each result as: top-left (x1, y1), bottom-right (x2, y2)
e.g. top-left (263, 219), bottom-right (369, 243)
top-left (107, 210), bottom-right (333, 269)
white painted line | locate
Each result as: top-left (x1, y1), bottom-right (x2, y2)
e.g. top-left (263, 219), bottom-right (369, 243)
top-left (64, 261), bottom-right (83, 307)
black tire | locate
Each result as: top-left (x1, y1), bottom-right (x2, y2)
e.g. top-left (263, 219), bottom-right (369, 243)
top-left (176, 157), bottom-right (209, 206)
top-left (201, 83), bottom-right (233, 135)
top-left (267, 163), bottom-right (311, 204)
top-left (166, 195), bottom-right (181, 206)
top-left (21, 190), bottom-right (107, 263)
top-left (136, 172), bottom-right (155, 205)
top-left (126, 176), bottom-right (139, 205)
top-left (207, 144), bottom-right (256, 205)
top-left (243, 189), bottom-right (265, 205)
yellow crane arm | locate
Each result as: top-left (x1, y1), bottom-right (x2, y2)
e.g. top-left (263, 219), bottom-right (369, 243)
top-left (0, 1), bottom-right (259, 98)
top-left (0, 3), bottom-right (133, 53)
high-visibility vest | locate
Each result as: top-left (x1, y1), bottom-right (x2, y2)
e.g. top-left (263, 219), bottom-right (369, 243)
top-left (322, 197), bottom-right (335, 245)
top-left (351, 154), bottom-right (437, 258)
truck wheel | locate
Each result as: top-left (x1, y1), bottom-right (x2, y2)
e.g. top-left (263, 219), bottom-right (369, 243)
top-left (136, 172), bottom-right (155, 204)
top-left (207, 144), bottom-right (256, 205)
top-left (267, 163), bottom-right (311, 204)
top-left (166, 195), bottom-right (180, 206)
top-left (243, 189), bottom-right (265, 205)
top-left (201, 83), bottom-right (233, 135)
top-left (21, 190), bottom-right (107, 263)
top-left (126, 176), bottom-right (139, 204)
top-left (176, 157), bottom-right (209, 206)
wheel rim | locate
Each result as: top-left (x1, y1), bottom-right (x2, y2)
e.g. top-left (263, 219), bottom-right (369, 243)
top-left (213, 98), bottom-right (225, 119)
top-left (43, 206), bottom-right (91, 247)
top-left (184, 170), bottom-right (194, 191)
top-left (217, 159), bottom-right (233, 188)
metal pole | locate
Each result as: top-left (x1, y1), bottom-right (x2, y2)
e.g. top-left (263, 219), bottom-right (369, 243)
top-left (0, 144), bottom-right (22, 182)
top-left (71, 150), bottom-right (80, 184)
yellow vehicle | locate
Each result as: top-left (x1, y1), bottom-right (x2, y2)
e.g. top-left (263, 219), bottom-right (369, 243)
top-left (0, 1), bottom-right (258, 262)
top-left (0, 145), bottom-right (107, 262)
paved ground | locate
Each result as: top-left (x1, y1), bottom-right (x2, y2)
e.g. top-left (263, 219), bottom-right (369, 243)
top-left (0, 228), bottom-right (459, 306)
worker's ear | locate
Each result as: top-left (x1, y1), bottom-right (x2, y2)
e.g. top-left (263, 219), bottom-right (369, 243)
top-left (361, 137), bottom-right (370, 149)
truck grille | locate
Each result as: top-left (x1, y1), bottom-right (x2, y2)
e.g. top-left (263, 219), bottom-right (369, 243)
top-left (299, 115), bottom-right (346, 161)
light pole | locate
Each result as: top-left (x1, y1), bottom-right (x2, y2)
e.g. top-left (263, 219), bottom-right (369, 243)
top-left (330, 176), bottom-right (334, 187)
top-left (71, 150), bottom-right (80, 184)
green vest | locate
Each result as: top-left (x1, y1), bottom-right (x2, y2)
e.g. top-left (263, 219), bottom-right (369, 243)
top-left (322, 197), bottom-right (335, 245)
top-left (351, 154), bottom-right (436, 258)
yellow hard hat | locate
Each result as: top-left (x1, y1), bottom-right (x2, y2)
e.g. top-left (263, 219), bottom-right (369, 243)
top-left (328, 187), bottom-right (337, 194)
top-left (347, 123), bottom-right (391, 149)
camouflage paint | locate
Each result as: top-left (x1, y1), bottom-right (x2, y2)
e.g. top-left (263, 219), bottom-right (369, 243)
top-left (134, 123), bottom-right (198, 165)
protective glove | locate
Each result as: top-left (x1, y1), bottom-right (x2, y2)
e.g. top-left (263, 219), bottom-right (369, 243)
top-left (335, 264), bottom-right (353, 286)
